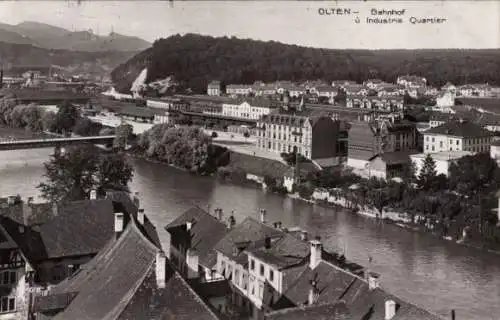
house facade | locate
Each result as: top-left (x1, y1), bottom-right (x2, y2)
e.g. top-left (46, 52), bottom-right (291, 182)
top-left (221, 99), bottom-right (279, 120)
top-left (346, 95), bottom-right (404, 111)
top-left (226, 84), bottom-right (253, 96)
top-left (423, 120), bottom-right (493, 153)
top-left (256, 107), bottom-right (341, 160)
top-left (347, 119), bottom-right (419, 170)
top-left (207, 81), bottom-right (222, 96)
top-left (396, 75), bottom-right (427, 88)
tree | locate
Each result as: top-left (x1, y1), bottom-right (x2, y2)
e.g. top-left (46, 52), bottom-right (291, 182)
top-left (113, 123), bottom-right (134, 150)
top-left (54, 100), bottom-right (80, 134)
top-left (418, 154), bottom-right (437, 190)
top-left (73, 118), bottom-right (103, 136)
top-left (37, 146), bottom-right (134, 203)
top-left (211, 131), bottom-right (218, 138)
top-left (449, 153), bottom-right (499, 197)
top-left (96, 153), bottom-right (134, 193)
top-left (42, 111), bottom-right (58, 133)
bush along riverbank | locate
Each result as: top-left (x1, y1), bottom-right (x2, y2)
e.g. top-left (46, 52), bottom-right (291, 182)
top-left (130, 123), bottom-right (230, 175)
top-left (216, 151), bottom-right (500, 255)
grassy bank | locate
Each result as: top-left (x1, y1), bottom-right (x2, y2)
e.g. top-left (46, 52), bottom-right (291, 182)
top-left (0, 125), bottom-right (49, 140)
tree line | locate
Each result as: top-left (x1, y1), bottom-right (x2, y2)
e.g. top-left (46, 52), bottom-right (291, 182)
top-left (300, 153), bottom-right (500, 245)
top-left (111, 33), bottom-right (500, 94)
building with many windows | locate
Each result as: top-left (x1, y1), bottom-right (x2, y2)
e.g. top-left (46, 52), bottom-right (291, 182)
top-left (207, 81), bottom-right (222, 96)
top-left (423, 120), bottom-right (493, 153)
top-left (346, 95), bottom-right (404, 111)
top-left (256, 105), bottom-right (341, 160)
top-left (226, 84), bottom-right (253, 96)
top-left (221, 98), bottom-right (280, 120)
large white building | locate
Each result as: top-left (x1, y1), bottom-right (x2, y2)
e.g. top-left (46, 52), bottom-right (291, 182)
top-left (423, 120), bottom-right (492, 153)
top-left (411, 151), bottom-right (474, 177)
top-left (221, 99), bottom-right (278, 120)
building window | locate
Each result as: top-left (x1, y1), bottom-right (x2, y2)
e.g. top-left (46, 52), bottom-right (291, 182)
top-left (250, 259), bottom-right (255, 271)
top-left (456, 140), bottom-right (459, 145)
top-left (234, 269), bottom-right (240, 286)
top-left (0, 271), bottom-right (15, 285)
top-left (260, 264), bottom-right (265, 276)
top-left (439, 141), bottom-right (443, 148)
top-left (269, 269), bottom-right (274, 282)
top-left (432, 137), bottom-right (435, 142)
top-left (221, 261), bottom-right (226, 275)
top-left (432, 146), bottom-right (435, 151)
top-left (0, 297), bottom-right (15, 313)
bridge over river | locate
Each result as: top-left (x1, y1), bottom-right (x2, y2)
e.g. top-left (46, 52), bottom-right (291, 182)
top-left (0, 135), bottom-right (116, 151)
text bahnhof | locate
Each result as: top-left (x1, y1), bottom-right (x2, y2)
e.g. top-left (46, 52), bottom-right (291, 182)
top-left (369, 9), bottom-right (447, 24)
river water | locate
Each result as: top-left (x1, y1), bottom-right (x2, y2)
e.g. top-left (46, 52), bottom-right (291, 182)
top-left (0, 148), bottom-right (499, 320)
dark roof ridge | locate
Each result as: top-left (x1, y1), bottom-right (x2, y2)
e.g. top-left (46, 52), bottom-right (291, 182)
top-left (265, 300), bottom-right (347, 316)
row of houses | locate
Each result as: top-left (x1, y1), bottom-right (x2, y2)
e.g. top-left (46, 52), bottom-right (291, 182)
top-left (346, 116), bottom-right (495, 179)
top-left (165, 206), bottom-right (444, 320)
top-left (0, 188), bottom-right (445, 320)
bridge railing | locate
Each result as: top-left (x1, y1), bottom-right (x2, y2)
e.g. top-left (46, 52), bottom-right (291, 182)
top-left (0, 135), bottom-right (116, 145)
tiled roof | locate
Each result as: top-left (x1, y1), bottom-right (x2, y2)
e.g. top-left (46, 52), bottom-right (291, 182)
top-left (40, 219), bottom-right (219, 320)
top-left (165, 207), bottom-right (228, 268)
top-left (33, 292), bottom-right (78, 313)
top-left (425, 120), bottom-right (492, 138)
top-left (37, 199), bottom-right (116, 259)
top-left (370, 151), bottom-right (418, 165)
top-left (248, 233), bottom-right (310, 269)
top-left (274, 260), bottom-right (443, 320)
top-left (214, 217), bottom-right (283, 263)
top-left (265, 302), bottom-right (351, 320)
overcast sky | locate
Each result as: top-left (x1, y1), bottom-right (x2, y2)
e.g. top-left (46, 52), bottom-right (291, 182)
top-left (0, 1), bottom-right (498, 49)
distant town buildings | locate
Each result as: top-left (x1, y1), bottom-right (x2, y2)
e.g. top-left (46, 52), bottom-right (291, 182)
top-left (207, 81), bottom-right (222, 96)
top-left (423, 120), bottom-right (492, 153)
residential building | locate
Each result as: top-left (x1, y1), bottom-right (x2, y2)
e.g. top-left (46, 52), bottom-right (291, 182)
top-left (396, 75), bottom-right (427, 88)
top-left (343, 84), bottom-right (368, 96)
top-left (214, 215), bottom-right (442, 320)
top-left (256, 105), bottom-right (342, 160)
top-left (32, 204), bottom-right (220, 320)
top-left (252, 84), bottom-right (277, 97)
top-left (226, 84), bottom-right (253, 96)
top-left (347, 119), bottom-right (419, 171)
top-left (314, 86), bottom-right (338, 100)
top-left (441, 82), bottom-right (457, 95)
top-left (276, 85), bottom-right (305, 97)
top-left (346, 95), bottom-right (404, 111)
top-left (363, 79), bottom-right (385, 90)
top-left (411, 151), bottom-right (474, 177)
top-left (457, 84), bottom-right (492, 98)
top-left (331, 80), bottom-right (357, 87)
top-left (0, 191), bottom-right (154, 319)
top-left (282, 162), bottom-right (320, 193)
top-left (377, 84), bottom-right (401, 97)
top-left (423, 120), bottom-right (493, 153)
top-left (435, 91), bottom-right (455, 108)
top-left (366, 151), bottom-right (419, 179)
top-left (165, 207), bottom-right (229, 283)
top-left (207, 81), bottom-right (222, 96)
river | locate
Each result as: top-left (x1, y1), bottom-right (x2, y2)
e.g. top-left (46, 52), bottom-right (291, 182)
top-left (0, 148), bottom-right (499, 320)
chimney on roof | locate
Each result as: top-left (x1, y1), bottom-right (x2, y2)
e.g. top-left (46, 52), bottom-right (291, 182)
top-left (368, 272), bottom-right (380, 290)
top-left (260, 209), bottom-right (267, 224)
top-left (308, 278), bottom-right (320, 305)
top-left (385, 300), bottom-right (396, 320)
top-left (133, 192), bottom-right (140, 209)
top-left (186, 219), bottom-right (194, 231)
top-left (137, 209), bottom-right (145, 225)
top-left (89, 190), bottom-right (97, 200)
top-left (114, 212), bottom-right (124, 236)
top-left (186, 249), bottom-right (199, 279)
top-left (309, 239), bottom-right (322, 269)
top-left (300, 231), bottom-right (308, 241)
top-left (27, 197), bottom-right (34, 206)
top-left (451, 309), bottom-right (456, 320)
top-left (156, 251), bottom-right (166, 288)
top-left (7, 196), bottom-right (15, 206)
top-left (18, 225), bottom-right (25, 234)
top-left (52, 203), bottom-right (58, 217)
top-left (227, 213), bottom-right (236, 230)
top-left (214, 208), bottom-right (223, 221)
top-left (264, 236), bottom-right (272, 249)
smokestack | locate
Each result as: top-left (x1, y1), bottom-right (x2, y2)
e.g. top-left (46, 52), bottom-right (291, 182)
top-left (214, 208), bottom-right (223, 221)
top-left (309, 239), bottom-right (322, 269)
top-left (156, 251), bottom-right (166, 288)
top-left (186, 219), bottom-right (194, 231)
top-left (137, 209), bottom-right (145, 225)
top-left (227, 214), bottom-right (236, 230)
top-left (385, 300), bottom-right (396, 320)
top-left (451, 310), bottom-right (456, 320)
top-left (114, 212), bottom-right (124, 236)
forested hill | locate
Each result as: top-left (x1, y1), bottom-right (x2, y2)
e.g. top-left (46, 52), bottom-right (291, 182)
top-left (111, 33), bottom-right (500, 94)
